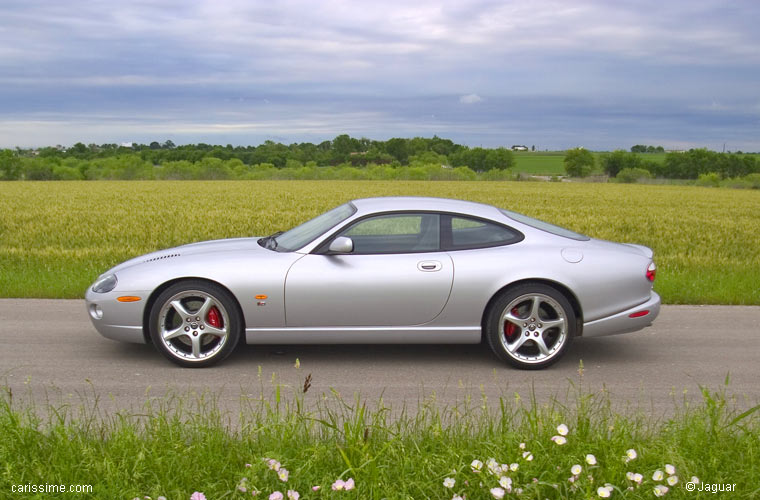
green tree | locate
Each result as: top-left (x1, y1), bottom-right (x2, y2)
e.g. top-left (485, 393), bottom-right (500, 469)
top-left (664, 149), bottom-right (715, 179)
top-left (0, 149), bottom-right (22, 180)
top-left (22, 159), bottom-right (54, 180)
top-left (602, 150), bottom-right (640, 177)
top-left (70, 142), bottom-right (88, 157)
top-left (409, 150), bottom-right (447, 166)
top-left (615, 167), bottom-right (652, 183)
top-left (564, 148), bottom-right (595, 177)
top-left (332, 134), bottom-right (358, 157)
top-left (429, 135), bottom-right (456, 156)
top-left (483, 147), bottom-right (514, 171)
top-left (385, 138), bottom-right (409, 164)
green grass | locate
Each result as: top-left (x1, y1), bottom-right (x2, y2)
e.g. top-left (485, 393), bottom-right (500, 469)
top-left (1, 378), bottom-right (757, 499)
top-left (1, 180), bottom-right (759, 304)
top-left (512, 152), bottom-right (567, 175)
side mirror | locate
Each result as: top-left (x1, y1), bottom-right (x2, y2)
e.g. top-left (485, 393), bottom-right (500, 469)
top-left (328, 236), bottom-right (354, 254)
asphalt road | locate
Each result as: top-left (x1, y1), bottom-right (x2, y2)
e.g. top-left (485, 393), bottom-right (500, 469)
top-left (1, 300), bottom-right (758, 417)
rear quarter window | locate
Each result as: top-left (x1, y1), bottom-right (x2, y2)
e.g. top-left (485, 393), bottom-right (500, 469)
top-left (445, 215), bottom-right (523, 250)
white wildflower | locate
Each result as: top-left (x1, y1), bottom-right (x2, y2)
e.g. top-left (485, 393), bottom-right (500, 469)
top-left (551, 435), bottom-right (567, 445)
top-left (498, 476), bottom-right (512, 491)
top-left (490, 487), bottom-right (506, 499)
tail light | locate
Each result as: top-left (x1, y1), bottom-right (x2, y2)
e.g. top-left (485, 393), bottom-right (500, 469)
top-left (646, 262), bottom-right (656, 282)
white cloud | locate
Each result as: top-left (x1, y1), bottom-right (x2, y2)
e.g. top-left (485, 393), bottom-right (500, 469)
top-left (460, 94), bottom-right (483, 104)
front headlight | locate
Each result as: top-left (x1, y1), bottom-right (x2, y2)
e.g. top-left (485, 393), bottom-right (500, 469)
top-left (92, 274), bottom-right (118, 293)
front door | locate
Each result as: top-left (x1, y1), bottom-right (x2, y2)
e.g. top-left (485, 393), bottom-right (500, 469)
top-left (284, 213), bottom-right (454, 327)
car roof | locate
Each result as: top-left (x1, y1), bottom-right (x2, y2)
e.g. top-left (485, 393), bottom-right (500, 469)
top-left (350, 196), bottom-right (503, 220)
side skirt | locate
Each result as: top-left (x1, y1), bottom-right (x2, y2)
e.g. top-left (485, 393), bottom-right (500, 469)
top-left (244, 326), bottom-right (481, 344)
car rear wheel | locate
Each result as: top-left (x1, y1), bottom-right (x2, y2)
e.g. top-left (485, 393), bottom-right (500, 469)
top-left (149, 280), bottom-right (242, 368)
top-left (485, 283), bottom-right (576, 369)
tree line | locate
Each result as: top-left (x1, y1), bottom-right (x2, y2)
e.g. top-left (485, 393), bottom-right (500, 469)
top-left (2, 136), bottom-right (759, 181)
top-left (0, 135), bottom-right (520, 180)
top-left (564, 147), bottom-right (760, 180)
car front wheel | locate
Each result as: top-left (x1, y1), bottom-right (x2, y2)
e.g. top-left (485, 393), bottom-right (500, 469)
top-left (485, 283), bottom-right (576, 369)
top-left (149, 280), bottom-right (242, 367)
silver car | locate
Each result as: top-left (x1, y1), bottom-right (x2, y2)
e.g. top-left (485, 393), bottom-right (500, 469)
top-left (86, 196), bottom-right (660, 369)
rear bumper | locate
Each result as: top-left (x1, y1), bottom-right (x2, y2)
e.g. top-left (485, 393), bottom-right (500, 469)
top-left (581, 291), bottom-right (660, 338)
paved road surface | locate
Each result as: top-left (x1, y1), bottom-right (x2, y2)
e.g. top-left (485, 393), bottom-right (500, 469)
top-left (1, 300), bottom-right (758, 417)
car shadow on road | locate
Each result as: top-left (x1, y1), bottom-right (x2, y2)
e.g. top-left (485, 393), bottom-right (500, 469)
top-left (223, 335), bottom-right (657, 369)
top-left (92, 329), bottom-right (658, 371)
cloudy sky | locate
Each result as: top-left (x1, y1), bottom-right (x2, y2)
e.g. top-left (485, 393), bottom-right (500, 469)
top-left (1, 0), bottom-right (758, 150)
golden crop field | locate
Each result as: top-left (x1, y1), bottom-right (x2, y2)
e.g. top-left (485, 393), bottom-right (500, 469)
top-left (1, 180), bottom-right (759, 303)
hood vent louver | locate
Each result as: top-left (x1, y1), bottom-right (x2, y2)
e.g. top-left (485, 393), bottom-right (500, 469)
top-left (144, 253), bottom-right (181, 263)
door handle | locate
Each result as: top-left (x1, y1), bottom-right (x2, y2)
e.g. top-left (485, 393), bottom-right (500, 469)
top-left (417, 260), bottom-right (442, 272)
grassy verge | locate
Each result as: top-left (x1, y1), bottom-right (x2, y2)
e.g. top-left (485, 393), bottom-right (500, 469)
top-left (1, 378), bottom-right (758, 499)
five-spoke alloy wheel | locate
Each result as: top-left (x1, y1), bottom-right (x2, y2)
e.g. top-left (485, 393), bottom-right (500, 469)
top-left (485, 283), bottom-right (576, 369)
top-left (149, 280), bottom-right (242, 367)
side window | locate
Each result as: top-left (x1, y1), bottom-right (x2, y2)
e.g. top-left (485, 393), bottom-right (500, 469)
top-left (448, 216), bottom-right (522, 249)
top-left (340, 213), bottom-right (440, 254)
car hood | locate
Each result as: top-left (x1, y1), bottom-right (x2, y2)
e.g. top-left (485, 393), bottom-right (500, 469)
top-left (104, 237), bottom-right (269, 275)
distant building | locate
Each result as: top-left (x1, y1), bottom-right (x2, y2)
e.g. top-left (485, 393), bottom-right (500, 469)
top-left (511, 145), bottom-right (529, 151)
top-left (120, 142), bottom-right (134, 148)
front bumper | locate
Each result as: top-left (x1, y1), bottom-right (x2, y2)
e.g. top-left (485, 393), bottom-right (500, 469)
top-left (85, 288), bottom-right (149, 344)
top-left (581, 291), bottom-right (661, 338)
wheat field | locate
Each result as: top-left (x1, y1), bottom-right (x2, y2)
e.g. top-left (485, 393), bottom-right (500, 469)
top-left (1, 180), bottom-right (758, 303)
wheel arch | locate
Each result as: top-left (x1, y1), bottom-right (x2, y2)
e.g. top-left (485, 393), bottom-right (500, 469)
top-left (480, 278), bottom-right (584, 341)
top-left (141, 277), bottom-right (246, 344)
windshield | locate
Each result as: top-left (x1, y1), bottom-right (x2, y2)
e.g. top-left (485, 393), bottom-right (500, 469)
top-left (272, 202), bottom-right (356, 252)
top-left (499, 209), bottom-right (590, 241)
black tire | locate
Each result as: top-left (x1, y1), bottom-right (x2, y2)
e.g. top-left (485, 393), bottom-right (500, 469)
top-left (148, 280), bottom-right (242, 368)
top-left (485, 283), bottom-right (576, 369)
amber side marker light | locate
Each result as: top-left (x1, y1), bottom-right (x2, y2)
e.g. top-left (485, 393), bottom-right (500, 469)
top-left (629, 310), bottom-right (649, 318)
top-left (255, 294), bottom-right (268, 300)
top-left (117, 296), bottom-right (142, 303)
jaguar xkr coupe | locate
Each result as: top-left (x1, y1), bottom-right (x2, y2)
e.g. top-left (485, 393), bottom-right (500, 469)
top-left (86, 197), bottom-right (660, 369)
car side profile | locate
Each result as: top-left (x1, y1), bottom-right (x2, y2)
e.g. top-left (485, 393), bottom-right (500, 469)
top-left (86, 197), bottom-right (660, 369)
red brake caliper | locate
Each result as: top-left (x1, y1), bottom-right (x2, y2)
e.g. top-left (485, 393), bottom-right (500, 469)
top-left (504, 307), bottom-right (520, 340)
top-left (207, 306), bottom-right (222, 329)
